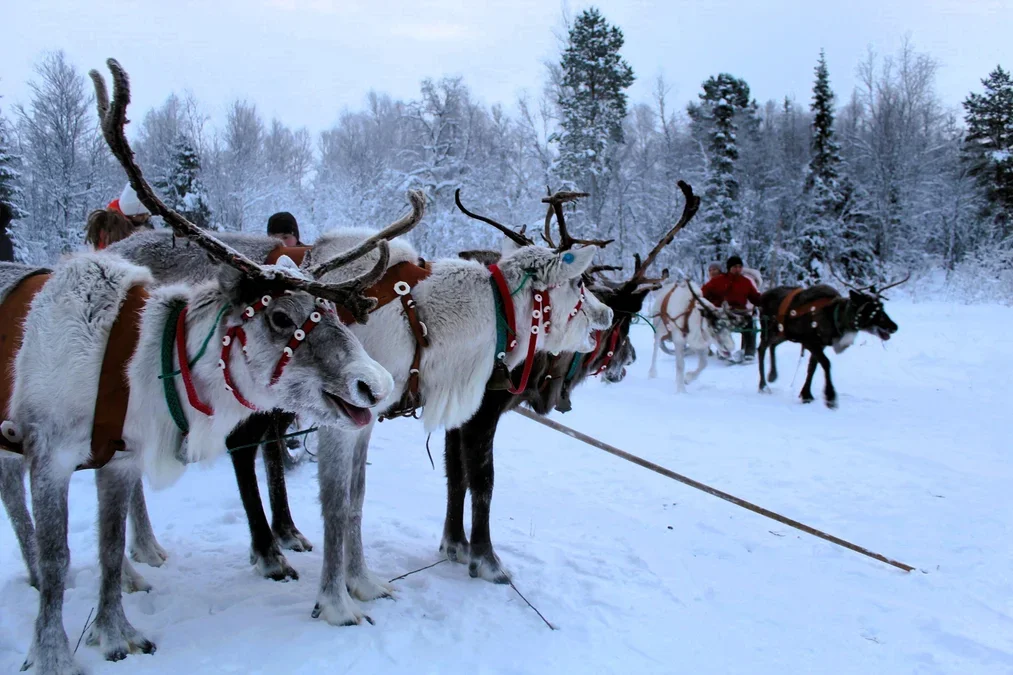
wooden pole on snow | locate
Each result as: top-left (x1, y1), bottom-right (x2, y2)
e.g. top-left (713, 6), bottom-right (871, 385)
top-left (512, 407), bottom-right (914, 573)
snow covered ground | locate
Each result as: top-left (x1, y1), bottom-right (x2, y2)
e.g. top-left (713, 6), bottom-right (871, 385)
top-left (1, 298), bottom-right (1011, 674)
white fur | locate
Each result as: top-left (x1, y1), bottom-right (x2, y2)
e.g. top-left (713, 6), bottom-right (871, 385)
top-left (648, 280), bottom-right (737, 393)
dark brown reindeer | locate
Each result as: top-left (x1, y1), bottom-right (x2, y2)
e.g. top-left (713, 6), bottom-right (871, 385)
top-left (756, 271), bottom-right (910, 408)
top-left (442, 181), bottom-right (699, 582)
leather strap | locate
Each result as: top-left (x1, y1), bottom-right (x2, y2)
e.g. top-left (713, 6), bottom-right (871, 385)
top-left (0, 272), bottom-right (50, 454)
top-left (86, 285), bottom-right (148, 470)
top-left (775, 288), bottom-right (834, 335)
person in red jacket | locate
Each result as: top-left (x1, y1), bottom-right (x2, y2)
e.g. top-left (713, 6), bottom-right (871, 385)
top-left (702, 255), bottom-right (761, 361)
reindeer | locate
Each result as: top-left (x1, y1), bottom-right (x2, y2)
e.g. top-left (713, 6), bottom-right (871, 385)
top-left (0, 61), bottom-right (399, 674)
top-left (83, 76), bottom-right (614, 629)
top-left (437, 181), bottom-right (698, 582)
top-left (648, 279), bottom-right (743, 392)
top-left (757, 272), bottom-right (909, 407)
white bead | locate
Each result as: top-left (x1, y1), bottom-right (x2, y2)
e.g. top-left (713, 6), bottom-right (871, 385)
top-left (544, 321), bottom-right (551, 329)
top-left (531, 325), bottom-right (539, 335)
top-left (222, 335), bottom-right (231, 347)
top-left (544, 305), bottom-right (551, 312)
top-left (394, 281), bottom-right (411, 296)
top-left (294, 329), bottom-right (306, 341)
top-left (811, 321), bottom-right (818, 328)
top-left (534, 293), bottom-right (543, 302)
top-left (1, 420), bottom-right (21, 442)
top-left (497, 351), bottom-right (506, 360)
top-left (261, 295), bottom-right (272, 306)
top-left (218, 359), bottom-right (226, 370)
top-left (244, 307), bottom-right (255, 318)
top-left (532, 309), bottom-right (541, 319)
top-left (283, 346), bottom-right (294, 357)
top-left (607, 351), bottom-right (614, 357)
top-left (509, 339), bottom-right (517, 349)
top-left (310, 312), bottom-right (322, 323)
top-left (225, 384), bottom-right (233, 392)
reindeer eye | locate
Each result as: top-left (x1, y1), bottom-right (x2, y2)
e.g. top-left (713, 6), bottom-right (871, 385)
top-left (270, 311), bottom-right (296, 331)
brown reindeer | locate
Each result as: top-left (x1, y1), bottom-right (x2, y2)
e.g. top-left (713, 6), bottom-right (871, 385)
top-left (757, 272), bottom-right (910, 407)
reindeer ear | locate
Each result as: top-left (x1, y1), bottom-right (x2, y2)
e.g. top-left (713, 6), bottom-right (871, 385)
top-left (557, 245), bottom-right (598, 280)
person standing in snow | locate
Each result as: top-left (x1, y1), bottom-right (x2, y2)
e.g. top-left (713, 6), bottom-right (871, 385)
top-left (702, 254), bottom-right (762, 362)
top-left (84, 183), bottom-right (154, 250)
top-left (0, 203), bottom-right (15, 262)
top-left (266, 211), bottom-right (302, 247)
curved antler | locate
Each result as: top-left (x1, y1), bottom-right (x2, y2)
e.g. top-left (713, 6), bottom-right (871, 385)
top-left (308, 189), bottom-right (426, 278)
top-left (619, 180), bottom-right (700, 292)
top-left (454, 189), bottom-right (534, 248)
top-left (876, 271), bottom-right (911, 294)
top-left (90, 59), bottom-right (385, 322)
top-left (542, 189), bottom-right (613, 251)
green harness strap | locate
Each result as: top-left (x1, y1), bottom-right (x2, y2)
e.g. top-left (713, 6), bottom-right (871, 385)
top-left (160, 299), bottom-right (190, 436)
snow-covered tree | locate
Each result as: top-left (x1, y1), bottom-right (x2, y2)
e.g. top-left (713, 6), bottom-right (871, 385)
top-left (12, 51), bottom-right (115, 263)
top-left (552, 7), bottom-right (635, 227)
top-left (963, 64), bottom-right (1013, 238)
top-left (159, 133), bottom-right (212, 228)
top-left (688, 73), bottom-right (757, 263)
top-left (0, 102), bottom-right (27, 221)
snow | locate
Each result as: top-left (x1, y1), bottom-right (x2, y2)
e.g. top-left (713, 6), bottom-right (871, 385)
top-left (2, 299), bottom-right (1012, 674)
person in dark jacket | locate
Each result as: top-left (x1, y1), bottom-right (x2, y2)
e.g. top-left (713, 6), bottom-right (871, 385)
top-left (0, 203), bottom-right (15, 262)
top-left (267, 211), bottom-right (302, 247)
top-left (702, 255), bottom-right (761, 361)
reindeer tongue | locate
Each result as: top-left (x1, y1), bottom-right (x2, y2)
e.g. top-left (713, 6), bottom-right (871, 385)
top-left (336, 398), bottom-right (372, 427)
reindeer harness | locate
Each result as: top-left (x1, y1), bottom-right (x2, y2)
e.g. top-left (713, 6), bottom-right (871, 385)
top-left (488, 262), bottom-right (587, 395)
top-left (1, 271), bottom-right (148, 471)
top-left (774, 287), bottom-right (881, 340)
top-left (165, 244), bottom-right (433, 427)
top-left (656, 285), bottom-right (697, 338)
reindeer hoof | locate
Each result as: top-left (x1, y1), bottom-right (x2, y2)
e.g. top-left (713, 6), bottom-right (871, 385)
top-left (275, 528), bottom-right (313, 553)
top-left (440, 536), bottom-right (470, 564)
top-left (826, 398), bottom-right (838, 410)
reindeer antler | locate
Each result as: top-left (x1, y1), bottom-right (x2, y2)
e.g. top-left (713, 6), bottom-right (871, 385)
top-left (619, 181), bottom-right (699, 293)
top-left (308, 190), bottom-right (426, 278)
top-left (875, 271), bottom-right (911, 294)
top-left (541, 188), bottom-right (613, 251)
top-left (90, 59), bottom-right (392, 323)
top-left (454, 189), bottom-right (534, 248)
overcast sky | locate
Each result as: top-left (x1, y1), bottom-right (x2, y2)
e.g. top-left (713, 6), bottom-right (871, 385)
top-left (1, 0), bottom-right (1009, 134)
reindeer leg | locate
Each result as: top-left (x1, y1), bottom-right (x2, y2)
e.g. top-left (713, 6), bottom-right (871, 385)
top-left (0, 456), bottom-right (38, 588)
top-left (799, 350), bottom-right (819, 404)
top-left (757, 332), bottom-right (770, 392)
top-left (816, 349), bottom-right (837, 408)
top-left (675, 338), bottom-right (688, 393)
top-left (462, 402), bottom-right (509, 584)
top-left (768, 342), bottom-right (779, 383)
top-left (23, 443), bottom-right (81, 675)
top-left (345, 427), bottom-right (392, 602)
top-left (313, 426), bottom-right (367, 626)
top-left (228, 415), bottom-right (298, 581)
top-left (87, 462), bottom-right (156, 662)
top-left (440, 427), bottom-right (470, 563)
top-left (127, 475), bottom-right (167, 567)
top-left (264, 411), bottom-right (312, 552)
top-left (648, 327), bottom-right (664, 378)
top-left (686, 346), bottom-right (708, 384)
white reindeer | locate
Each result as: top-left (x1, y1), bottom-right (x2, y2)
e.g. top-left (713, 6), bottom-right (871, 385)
top-left (648, 280), bottom-right (738, 392)
top-left (85, 61), bottom-right (615, 631)
top-left (0, 60), bottom-right (400, 675)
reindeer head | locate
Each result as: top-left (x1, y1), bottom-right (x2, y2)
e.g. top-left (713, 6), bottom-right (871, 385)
top-left (216, 257), bottom-right (393, 428)
top-left (497, 244), bottom-right (613, 353)
top-left (91, 59), bottom-right (407, 429)
top-left (847, 289), bottom-right (899, 341)
top-left (831, 268), bottom-right (908, 342)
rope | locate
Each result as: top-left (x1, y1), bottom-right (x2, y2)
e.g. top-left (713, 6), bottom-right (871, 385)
top-left (512, 407), bottom-right (915, 573)
top-left (227, 426), bottom-right (319, 454)
top-left (160, 300), bottom-right (190, 435)
top-left (159, 304), bottom-right (230, 379)
top-left (632, 312), bottom-right (657, 333)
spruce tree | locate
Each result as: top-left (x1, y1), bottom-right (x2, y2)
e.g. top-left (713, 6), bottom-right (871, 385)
top-left (553, 7), bottom-right (635, 225)
top-left (799, 51), bottom-right (873, 283)
top-left (0, 105), bottom-right (27, 220)
top-left (158, 134), bottom-right (212, 229)
top-left (963, 65), bottom-right (1013, 235)
top-left (688, 73), bottom-right (755, 262)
